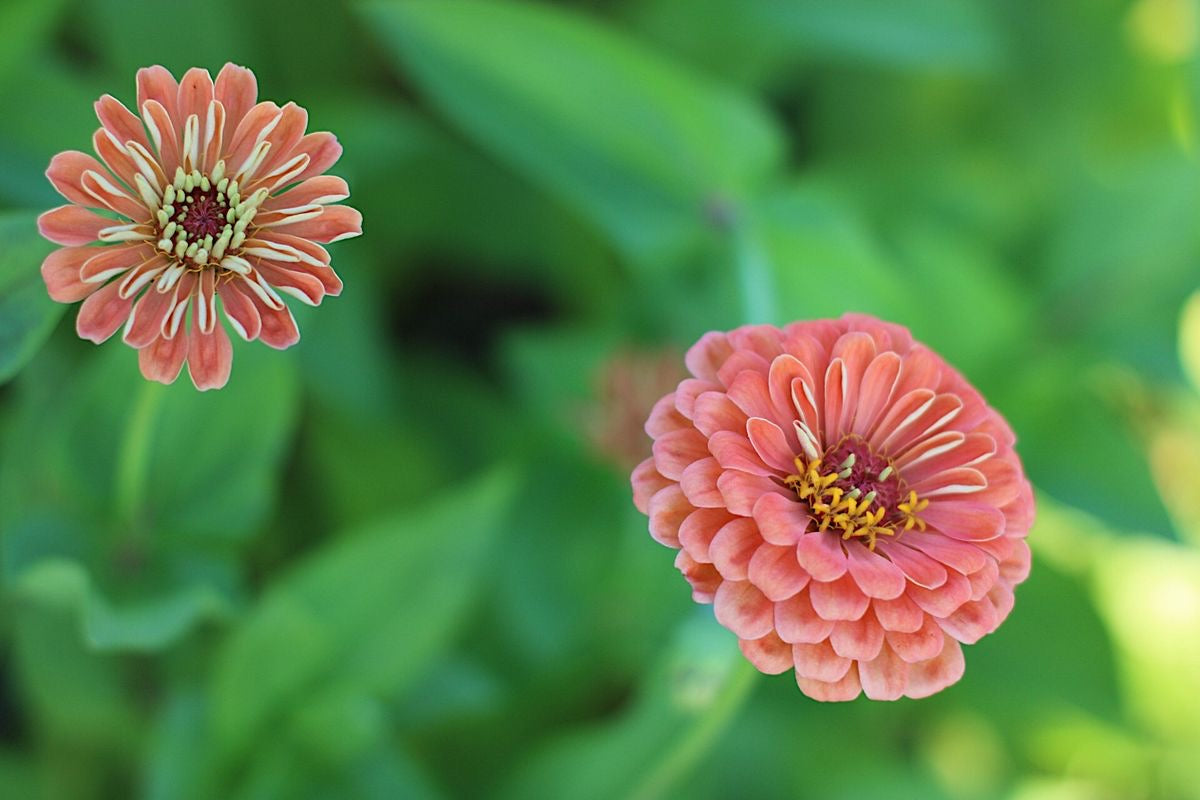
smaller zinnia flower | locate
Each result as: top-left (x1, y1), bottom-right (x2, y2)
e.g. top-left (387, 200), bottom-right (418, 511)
top-left (632, 314), bottom-right (1034, 701)
top-left (38, 63), bottom-right (361, 390)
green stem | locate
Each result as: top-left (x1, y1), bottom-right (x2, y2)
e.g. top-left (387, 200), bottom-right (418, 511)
top-left (629, 657), bottom-right (759, 800)
top-left (733, 217), bottom-right (778, 326)
top-left (115, 379), bottom-right (165, 530)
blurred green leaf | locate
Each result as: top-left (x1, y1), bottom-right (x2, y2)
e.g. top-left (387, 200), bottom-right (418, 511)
top-left (210, 468), bottom-right (518, 762)
top-left (0, 212), bottom-right (60, 385)
top-left (360, 0), bottom-right (783, 263)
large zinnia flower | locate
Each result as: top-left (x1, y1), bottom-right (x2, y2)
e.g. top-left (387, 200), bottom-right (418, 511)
top-left (38, 64), bottom-right (360, 390)
top-left (632, 315), bottom-right (1034, 700)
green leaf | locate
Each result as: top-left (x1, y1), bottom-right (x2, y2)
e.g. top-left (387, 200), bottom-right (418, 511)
top-left (209, 468), bottom-right (518, 762)
top-left (360, 0), bottom-right (783, 263)
top-left (0, 212), bottom-right (61, 385)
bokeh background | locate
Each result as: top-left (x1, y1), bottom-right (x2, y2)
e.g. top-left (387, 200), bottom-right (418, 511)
top-left (1, 0), bottom-right (1199, 798)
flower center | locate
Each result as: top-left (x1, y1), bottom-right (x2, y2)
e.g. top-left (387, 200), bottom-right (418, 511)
top-left (153, 163), bottom-right (268, 273)
top-left (784, 434), bottom-right (928, 549)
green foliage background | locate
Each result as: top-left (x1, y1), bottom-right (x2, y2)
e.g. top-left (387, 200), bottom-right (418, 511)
top-left (1, 0), bottom-right (1200, 798)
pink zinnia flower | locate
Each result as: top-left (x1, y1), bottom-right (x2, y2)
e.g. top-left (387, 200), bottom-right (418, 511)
top-left (38, 64), bottom-right (361, 390)
top-left (632, 315), bottom-right (1034, 701)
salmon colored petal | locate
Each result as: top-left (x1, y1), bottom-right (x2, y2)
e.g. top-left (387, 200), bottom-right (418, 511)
top-left (138, 332), bottom-right (189, 384)
top-left (709, 518), bottom-right (761, 580)
top-left (673, 378), bottom-right (718, 420)
top-left (263, 175), bottom-right (349, 212)
top-left (675, 551), bottom-right (721, 602)
top-left (872, 593), bottom-right (924, 634)
top-left (845, 541), bottom-right (907, 600)
top-left (745, 417), bottom-right (795, 473)
top-left (739, 632), bottom-right (793, 675)
top-left (214, 63), bottom-right (258, 133)
top-left (645, 393), bottom-right (686, 437)
top-left (38, 205), bottom-right (109, 246)
top-left (253, 260), bottom-right (330, 307)
top-left (685, 330), bottom-right (732, 383)
top-left (905, 640), bottom-right (965, 699)
top-left (95, 94), bottom-right (149, 150)
top-left (268, 204), bottom-right (361, 243)
top-left (123, 283), bottom-right (178, 348)
top-left (922, 502), bottom-right (1006, 542)
top-left (678, 508), bottom-right (732, 563)
top-left (137, 65), bottom-right (180, 126)
top-left (830, 614), bottom-right (885, 660)
top-left (717, 470), bottom-right (786, 516)
top-left (709, 429), bottom-right (773, 476)
top-left (877, 541), bottom-right (948, 589)
top-left (141, 99), bottom-right (180, 175)
top-left (748, 542), bottom-right (810, 601)
top-left (254, 296), bottom-right (301, 350)
top-left (76, 280), bottom-right (134, 343)
top-left (693, 391), bottom-right (747, 436)
top-left (648, 484), bottom-right (691, 548)
top-left (652, 428), bottom-right (709, 480)
top-left (937, 595), bottom-right (1000, 644)
top-left (796, 531), bottom-right (848, 582)
top-left (680, 457), bottom-right (723, 508)
top-left (252, 102), bottom-right (308, 183)
top-left (79, 244), bottom-right (148, 283)
top-left (859, 643), bottom-right (909, 701)
top-left (631, 458), bottom-right (670, 514)
top-left (714, 580), bottom-right (774, 639)
top-left (176, 67), bottom-right (215, 132)
top-left (897, 531), bottom-right (989, 575)
top-left (41, 247), bottom-right (101, 302)
top-left (289, 132), bottom-right (343, 184)
top-left (186, 308), bottom-right (233, 391)
top-left (909, 570), bottom-right (972, 618)
top-left (796, 663), bottom-right (862, 701)
top-left (775, 590), bottom-right (834, 644)
top-left (886, 615), bottom-right (944, 663)
top-left (752, 491), bottom-right (810, 546)
top-left (808, 573), bottom-right (869, 621)
top-left (852, 351), bottom-right (901, 438)
top-left (792, 639), bottom-right (852, 682)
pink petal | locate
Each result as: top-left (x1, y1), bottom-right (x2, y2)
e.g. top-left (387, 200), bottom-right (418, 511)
top-left (726, 369), bottom-right (778, 424)
top-left (678, 508), bottom-right (732, 563)
top-left (266, 204), bottom-right (361, 243)
top-left (214, 63), bottom-right (258, 133)
top-left (775, 590), bottom-right (835, 644)
top-left (830, 332), bottom-right (876, 434)
top-left (878, 541), bottom-right (948, 589)
top-left (796, 663), bottom-right (862, 702)
top-left (647, 484), bottom-right (691, 548)
top-left (898, 531), bottom-right (989, 575)
top-left (808, 573), bottom-right (869, 621)
top-left (709, 430), bottom-right (772, 476)
top-left (937, 595), bottom-right (999, 644)
top-left (909, 466), bottom-right (988, 498)
top-left (867, 388), bottom-right (934, 452)
top-left (38, 205), bottom-right (109, 246)
top-left (852, 351), bottom-right (901, 438)
top-left (748, 542), bottom-right (810, 601)
top-left (289, 132), bottom-right (343, 184)
top-left (652, 428), bottom-right (709, 480)
top-left (263, 175), bottom-right (350, 212)
top-left (675, 551), bottom-right (721, 603)
top-left (892, 346), bottom-right (942, 400)
top-left (792, 639), bottom-right (852, 682)
top-left (41, 247), bottom-right (100, 302)
top-left (909, 570), bottom-right (972, 618)
top-left (136, 65), bottom-right (180, 127)
top-left (974, 458), bottom-right (1023, 507)
top-left (252, 102), bottom-right (309, 184)
top-left (645, 393), bottom-right (685, 437)
top-left (845, 541), bottom-right (906, 600)
top-left (886, 615), bottom-right (944, 663)
top-left (141, 99), bottom-right (180, 175)
top-left (249, 292), bottom-right (300, 349)
top-left (922, 502), bottom-right (1005, 542)
top-left (905, 639), bottom-right (965, 699)
top-left (739, 631), bottom-right (793, 675)
top-left (716, 470), bottom-right (785, 516)
top-left (186, 308), bottom-right (233, 391)
top-left (253, 260), bottom-right (333, 307)
top-left (47, 151), bottom-right (109, 208)
top-left (94, 94), bottom-right (149, 150)
top-left (91, 128), bottom-right (144, 192)
top-left (898, 431), bottom-right (995, 483)
top-left (752, 491), bottom-right (809, 546)
top-left (139, 332), bottom-right (189, 384)
top-left (709, 518), bottom-right (761, 580)
top-left (123, 283), bottom-right (178, 348)
top-left (713, 580), bottom-right (774, 639)
top-left (225, 101), bottom-right (282, 172)
top-left (745, 417), bottom-right (795, 473)
top-left (685, 331), bottom-right (732, 382)
top-left (829, 614), bottom-right (885, 660)
top-left (872, 593), bottom-right (925, 634)
top-left (79, 244), bottom-right (147, 283)
top-left (858, 643), bottom-right (909, 701)
top-left (796, 531), bottom-right (848, 581)
top-left (673, 378), bottom-right (719, 420)
top-left (767, 354), bottom-right (816, 429)
top-left (790, 376), bottom-right (821, 440)
top-left (967, 558), bottom-right (1000, 601)
top-left (631, 458), bottom-right (670, 514)
top-left (880, 393), bottom-right (963, 456)
top-left (679, 457), bottom-right (723, 508)
top-left (822, 357), bottom-right (847, 445)
top-left (693, 391), bottom-right (747, 437)
top-left (76, 280), bottom-right (134, 343)
top-left (176, 67), bottom-right (214, 146)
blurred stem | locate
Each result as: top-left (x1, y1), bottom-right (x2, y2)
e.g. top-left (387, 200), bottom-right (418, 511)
top-left (733, 217), bottom-right (778, 325)
top-left (115, 379), bottom-right (164, 531)
top-left (629, 657), bottom-right (759, 800)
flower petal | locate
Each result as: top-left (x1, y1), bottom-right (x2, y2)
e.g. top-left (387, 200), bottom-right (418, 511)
top-left (922, 501), bottom-right (1006, 542)
top-left (858, 642), bottom-right (909, 701)
top-left (679, 457), bottom-right (723, 508)
top-left (709, 518), bottom-right (761, 580)
top-left (878, 541), bottom-right (948, 589)
top-left (214, 62), bottom-right (258, 133)
top-left (678, 508), bottom-right (732, 563)
top-left (76, 279), bottom-right (134, 343)
top-left (38, 205), bottom-right (109, 246)
top-left (872, 592), bottom-right (925, 634)
top-left (886, 615), bottom-right (944, 663)
top-left (796, 663), bottom-right (862, 702)
top-left (186, 303), bottom-right (233, 391)
top-left (808, 573), bottom-right (869, 621)
top-left (905, 639), bottom-right (965, 699)
top-left (792, 639), bottom-right (852, 682)
top-left (845, 541), bottom-right (907, 600)
top-left (138, 331), bottom-right (189, 384)
top-left (739, 632), bottom-right (793, 675)
top-left (648, 484), bottom-right (691, 548)
top-left (748, 542), bottom-right (810, 601)
top-left (752, 491), bottom-right (809, 546)
top-left (829, 614), bottom-right (885, 660)
top-left (714, 580), bottom-right (774, 639)
top-left (796, 531), bottom-right (848, 582)
top-left (41, 246), bottom-right (101, 302)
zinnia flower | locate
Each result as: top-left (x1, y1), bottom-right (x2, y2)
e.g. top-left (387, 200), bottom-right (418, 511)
top-left (632, 315), bottom-right (1034, 701)
top-left (38, 64), bottom-right (360, 390)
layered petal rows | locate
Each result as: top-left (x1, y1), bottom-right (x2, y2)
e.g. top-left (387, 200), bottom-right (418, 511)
top-left (38, 64), bottom-right (361, 390)
top-left (632, 315), bottom-right (1034, 700)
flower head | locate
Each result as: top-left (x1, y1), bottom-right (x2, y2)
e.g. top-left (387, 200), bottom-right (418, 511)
top-left (632, 315), bottom-right (1034, 700)
top-left (38, 64), bottom-right (361, 390)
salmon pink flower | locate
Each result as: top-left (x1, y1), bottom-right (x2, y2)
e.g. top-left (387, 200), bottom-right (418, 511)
top-left (632, 315), bottom-right (1034, 701)
top-left (38, 64), bottom-right (361, 390)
